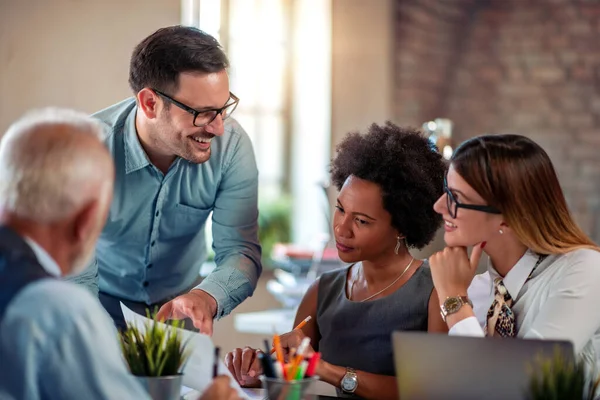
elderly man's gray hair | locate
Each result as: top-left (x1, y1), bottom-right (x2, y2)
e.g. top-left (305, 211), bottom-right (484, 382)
top-left (0, 108), bottom-right (112, 224)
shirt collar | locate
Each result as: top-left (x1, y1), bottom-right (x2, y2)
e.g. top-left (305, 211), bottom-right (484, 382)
top-left (23, 236), bottom-right (62, 277)
top-left (124, 105), bottom-right (151, 174)
top-left (487, 249), bottom-right (540, 299)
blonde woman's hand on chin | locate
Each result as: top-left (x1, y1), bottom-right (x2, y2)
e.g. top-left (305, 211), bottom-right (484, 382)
top-left (429, 242), bottom-right (485, 300)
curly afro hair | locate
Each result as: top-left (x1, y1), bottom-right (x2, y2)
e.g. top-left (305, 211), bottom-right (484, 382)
top-left (330, 122), bottom-right (446, 249)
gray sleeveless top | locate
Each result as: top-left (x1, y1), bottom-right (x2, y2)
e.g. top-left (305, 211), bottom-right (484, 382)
top-left (316, 261), bottom-right (434, 378)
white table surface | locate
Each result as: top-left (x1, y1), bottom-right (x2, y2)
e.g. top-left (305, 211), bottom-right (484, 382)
top-left (181, 386), bottom-right (266, 399)
top-left (181, 381), bottom-right (338, 399)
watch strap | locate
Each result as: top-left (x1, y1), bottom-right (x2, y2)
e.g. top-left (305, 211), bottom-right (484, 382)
top-left (341, 367), bottom-right (358, 393)
top-left (440, 295), bottom-right (473, 322)
top-left (458, 295), bottom-right (473, 308)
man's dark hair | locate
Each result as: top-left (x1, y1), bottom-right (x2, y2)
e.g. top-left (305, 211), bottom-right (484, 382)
top-left (129, 25), bottom-right (229, 94)
top-left (330, 122), bottom-right (446, 249)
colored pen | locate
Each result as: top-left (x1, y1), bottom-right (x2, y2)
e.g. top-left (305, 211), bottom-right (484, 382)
top-left (273, 361), bottom-right (284, 379)
top-left (213, 346), bottom-right (220, 378)
top-left (288, 337), bottom-right (311, 380)
top-left (296, 360), bottom-right (308, 380)
top-left (305, 352), bottom-right (320, 377)
top-left (258, 352), bottom-right (276, 378)
top-left (273, 334), bottom-right (285, 365)
top-left (260, 339), bottom-right (276, 378)
top-left (270, 316), bottom-right (312, 354)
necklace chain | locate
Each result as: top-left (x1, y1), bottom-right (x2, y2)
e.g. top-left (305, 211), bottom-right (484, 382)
top-left (351, 257), bottom-right (415, 302)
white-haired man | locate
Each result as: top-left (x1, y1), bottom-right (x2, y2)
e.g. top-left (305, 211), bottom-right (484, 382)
top-left (0, 109), bottom-right (239, 400)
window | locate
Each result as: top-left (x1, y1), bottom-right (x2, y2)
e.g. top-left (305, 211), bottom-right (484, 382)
top-left (183, 0), bottom-right (331, 249)
top-left (184, 0), bottom-right (289, 200)
top-left (227, 0), bottom-right (289, 199)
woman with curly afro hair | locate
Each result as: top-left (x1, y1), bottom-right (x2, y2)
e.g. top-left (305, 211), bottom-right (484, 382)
top-left (226, 122), bottom-right (447, 400)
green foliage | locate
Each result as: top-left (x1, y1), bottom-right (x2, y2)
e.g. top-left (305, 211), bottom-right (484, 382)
top-left (119, 309), bottom-right (191, 377)
top-left (527, 349), bottom-right (600, 400)
top-left (258, 195), bottom-right (292, 265)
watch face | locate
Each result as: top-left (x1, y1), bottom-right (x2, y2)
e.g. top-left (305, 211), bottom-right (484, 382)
top-left (341, 375), bottom-right (357, 391)
top-left (444, 297), bottom-right (462, 313)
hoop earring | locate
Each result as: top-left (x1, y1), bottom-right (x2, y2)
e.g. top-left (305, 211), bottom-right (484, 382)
top-left (499, 229), bottom-right (504, 235)
top-left (394, 236), bottom-right (401, 255)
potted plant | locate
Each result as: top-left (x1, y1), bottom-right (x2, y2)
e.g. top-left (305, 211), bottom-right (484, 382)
top-left (119, 311), bottom-right (191, 400)
top-left (527, 349), bottom-right (600, 400)
top-left (258, 195), bottom-right (292, 267)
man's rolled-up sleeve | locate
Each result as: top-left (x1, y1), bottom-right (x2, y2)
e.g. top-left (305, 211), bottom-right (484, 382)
top-left (197, 124), bottom-right (262, 319)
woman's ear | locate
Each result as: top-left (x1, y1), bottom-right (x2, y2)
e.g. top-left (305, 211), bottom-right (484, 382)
top-left (497, 221), bottom-right (510, 236)
top-left (395, 232), bottom-right (409, 250)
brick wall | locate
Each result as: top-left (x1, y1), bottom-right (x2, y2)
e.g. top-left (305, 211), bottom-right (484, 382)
top-left (394, 0), bottom-right (600, 243)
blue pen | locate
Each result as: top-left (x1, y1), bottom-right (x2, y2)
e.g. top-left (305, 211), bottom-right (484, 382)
top-left (261, 339), bottom-right (276, 378)
top-left (213, 346), bottom-right (220, 378)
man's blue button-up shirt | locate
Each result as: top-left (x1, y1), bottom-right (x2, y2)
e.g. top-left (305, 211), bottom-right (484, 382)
top-left (68, 98), bottom-right (261, 318)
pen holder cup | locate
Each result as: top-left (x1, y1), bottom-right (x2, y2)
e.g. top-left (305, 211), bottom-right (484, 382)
top-left (260, 376), bottom-right (319, 400)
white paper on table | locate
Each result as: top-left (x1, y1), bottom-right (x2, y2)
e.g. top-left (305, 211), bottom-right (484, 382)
top-left (180, 386), bottom-right (267, 400)
top-left (119, 302), bottom-right (266, 400)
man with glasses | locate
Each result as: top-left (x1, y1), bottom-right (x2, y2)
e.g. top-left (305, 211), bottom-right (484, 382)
top-left (68, 26), bottom-right (261, 335)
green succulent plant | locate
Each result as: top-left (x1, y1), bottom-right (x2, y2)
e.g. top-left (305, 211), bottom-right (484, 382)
top-left (119, 309), bottom-right (192, 377)
top-left (527, 349), bottom-right (600, 400)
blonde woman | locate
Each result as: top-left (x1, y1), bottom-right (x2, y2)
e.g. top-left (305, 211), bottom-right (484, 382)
top-left (429, 134), bottom-right (600, 373)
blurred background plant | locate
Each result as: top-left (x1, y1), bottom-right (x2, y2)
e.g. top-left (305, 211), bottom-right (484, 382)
top-left (258, 195), bottom-right (292, 268)
top-left (527, 348), bottom-right (600, 400)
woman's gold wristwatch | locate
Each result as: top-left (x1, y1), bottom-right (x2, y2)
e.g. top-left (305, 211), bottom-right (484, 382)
top-left (440, 295), bottom-right (473, 322)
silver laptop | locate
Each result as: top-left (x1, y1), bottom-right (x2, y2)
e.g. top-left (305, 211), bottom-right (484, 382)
top-left (392, 332), bottom-right (574, 400)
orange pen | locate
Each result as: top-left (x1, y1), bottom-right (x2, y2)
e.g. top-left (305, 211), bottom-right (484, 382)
top-left (273, 333), bottom-right (285, 365)
top-left (288, 337), bottom-right (311, 381)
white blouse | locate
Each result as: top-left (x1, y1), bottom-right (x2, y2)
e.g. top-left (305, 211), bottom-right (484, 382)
top-left (450, 248), bottom-right (600, 373)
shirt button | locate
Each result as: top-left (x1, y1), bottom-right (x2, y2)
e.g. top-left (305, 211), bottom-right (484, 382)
top-left (155, 211), bottom-right (159, 217)
top-left (143, 281), bottom-right (149, 287)
top-left (151, 241), bottom-right (156, 247)
top-left (147, 264), bottom-right (153, 269)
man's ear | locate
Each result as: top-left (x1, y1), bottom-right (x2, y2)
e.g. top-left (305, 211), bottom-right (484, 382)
top-left (137, 88), bottom-right (160, 119)
top-left (71, 199), bottom-right (101, 245)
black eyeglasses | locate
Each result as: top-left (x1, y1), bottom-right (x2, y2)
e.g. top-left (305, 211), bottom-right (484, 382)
top-left (153, 89), bottom-right (239, 127)
top-left (444, 177), bottom-right (501, 219)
